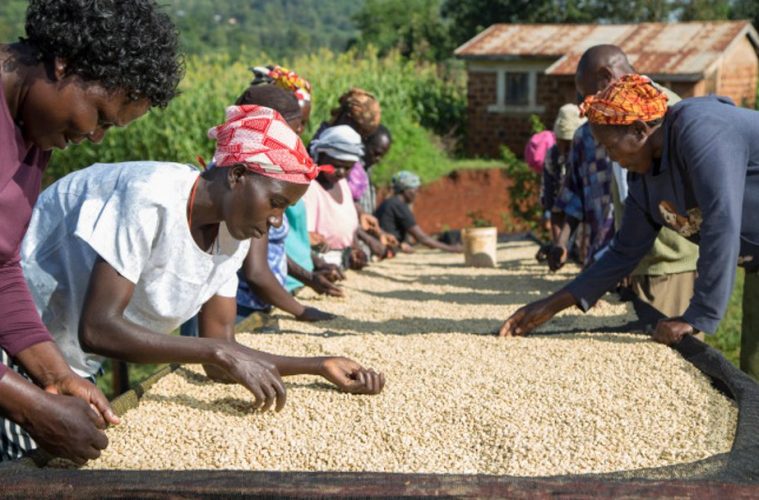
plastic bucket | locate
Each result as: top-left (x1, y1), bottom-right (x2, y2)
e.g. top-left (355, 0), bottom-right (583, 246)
top-left (462, 227), bottom-right (497, 267)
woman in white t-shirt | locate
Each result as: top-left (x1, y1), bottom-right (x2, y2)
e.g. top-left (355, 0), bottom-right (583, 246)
top-left (21, 106), bottom-right (385, 416)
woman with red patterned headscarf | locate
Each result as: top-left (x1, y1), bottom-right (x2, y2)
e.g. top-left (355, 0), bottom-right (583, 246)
top-left (17, 106), bottom-right (385, 454)
top-left (499, 75), bottom-right (759, 381)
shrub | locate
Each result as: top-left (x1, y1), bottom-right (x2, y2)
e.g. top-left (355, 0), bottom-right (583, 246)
top-left (46, 49), bottom-right (466, 187)
top-left (500, 146), bottom-right (544, 236)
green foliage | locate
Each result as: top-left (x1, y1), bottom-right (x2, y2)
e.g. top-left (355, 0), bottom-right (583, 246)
top-left (46, 50), bottom-right (466, 187)
top-left (162, 0), bottom-right (365, 58)
top-left (441, 0), bottom-right (747, 48)
top-left (466, 210), bottom-right (494, 228)
top-left (706, 269), bottom-right (744, 368)
top-left (0, 0), bottom-right (26, 41)
top-left (529, 114), bottom-right (546, 134)
top-left (677, 0), bottom-right (732, 20)
top-left (352, 0), bottom-right (453, 62)
top-left (500, 146), bottom-right (544, 235)
top-left (732, 0), bottom-right (759, 31)
top-left (0, 0), bottom-right (363, 59)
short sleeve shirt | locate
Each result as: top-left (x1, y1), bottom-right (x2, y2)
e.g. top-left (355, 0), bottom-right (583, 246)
top-left (375, 196), bottom-right (417, 242)
top-left (21, 162), bottom-right (250, 376)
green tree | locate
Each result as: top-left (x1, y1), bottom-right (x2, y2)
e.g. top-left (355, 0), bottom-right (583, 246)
top-left (441, 0), bottom-right (685, 47)
top-left (676, 0), bottom-right (732, 21)
top-left (0, 0), bottom-right (27, 41)
top-left (353, 0), bottom-right (453, 61)
top-left (732, 0), bottom-right (759, 30)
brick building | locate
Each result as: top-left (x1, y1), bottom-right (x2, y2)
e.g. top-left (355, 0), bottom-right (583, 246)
top-left (455, 21), bottom-right (759, 158)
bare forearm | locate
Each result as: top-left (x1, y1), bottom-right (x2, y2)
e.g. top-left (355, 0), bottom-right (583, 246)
top-left (0, 369), bottom-right (45, 426)
top-left (80, 316), bottom-right (223, 366)
top-left (557, 216), bottom-right (580, 247)
top-left (15, 341), bottom-right (75, 387)
top-left (245, 271), bottom-right (304, 317)
top-left (420, 234), bottom-right (456, 252)
top-left (252, 351), bottom-right (325, 377)
top-left (549, 289), bottom-right (579, 313)
top-left (287, 256), bottom-right (313, 284)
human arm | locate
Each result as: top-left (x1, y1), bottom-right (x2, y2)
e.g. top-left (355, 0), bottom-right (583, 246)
top-left (546, 215), bottom-right (581, 270)
top-left (357, 227), bottom-right (387, 257)
top-left (500, 187), bottom-right (660, 336)
top-left (408, 225), bottom-right (462, 253)
top-left (0, 263), bottom-right (118, 427)
top-left (673, 114), bottom-right (748, 335)
top-left (0, 368), bottom-right (109, 464)
top-left (312, 252), bottom-right (346, 281)
top-left (287, 256), bottom-right (344, 297)
top-left (243, 237), bottom-right (333, 321)
top-left (355, 203), bottom-right (382, 235)
top-left (548, 143), bottom-right (585, 268)
top-left (78, 257), bottom-right (287, 410)
top-left (199, 295), bottom-right (384, 395)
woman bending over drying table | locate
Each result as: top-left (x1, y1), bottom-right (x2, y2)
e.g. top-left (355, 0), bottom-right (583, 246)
top-left (19, 106), bottom-right (384, 454)
top-left (303, 125), bottom-right (374, 269)
top-left (499, 75), bottom-right (759, 379)
top-left (176, 81), bottom-right (341, 339)
top-left (375, 171), bottom-right (463, 254)
top-left (0, 0), bottom-right (182, 463)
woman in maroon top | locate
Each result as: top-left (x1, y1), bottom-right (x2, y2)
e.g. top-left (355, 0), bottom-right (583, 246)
top-left (0, 0), bottom-right (182, 464)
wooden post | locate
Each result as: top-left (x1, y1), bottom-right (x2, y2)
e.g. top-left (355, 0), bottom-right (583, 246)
top-left (111, 360), bottom-right (130, 396)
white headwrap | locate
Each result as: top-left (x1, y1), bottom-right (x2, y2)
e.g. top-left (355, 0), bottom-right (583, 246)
top-left (309, 125), bottom-right (364, 163)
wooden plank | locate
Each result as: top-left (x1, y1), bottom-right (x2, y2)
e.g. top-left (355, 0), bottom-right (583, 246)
top-left (1, 469), bottom-right (758, 498)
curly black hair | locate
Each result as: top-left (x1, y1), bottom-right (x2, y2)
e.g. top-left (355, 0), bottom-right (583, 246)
top-left (23, 0), bottom-right (184, 108)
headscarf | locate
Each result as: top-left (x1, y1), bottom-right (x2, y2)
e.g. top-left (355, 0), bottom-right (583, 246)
top-left (580, 74), bottom-right (668, 125)
top-left (553, 103), bottom-right (586, 141)
top-left (524, 130), bottom-right (555, 174)
top-left (309, 125), bottom-right (364, 163)
top-left (330, 88), bottom-right (381, 137)
top-left (207, 105), bottom-right (328, 185)
top-left (251, 65), bottom-right (312, 107)
top-left (392, 171), bottom-right (421, 194)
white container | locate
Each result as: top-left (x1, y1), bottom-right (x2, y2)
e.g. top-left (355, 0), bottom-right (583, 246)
top-left (462, 227), bottom-right (497, 267)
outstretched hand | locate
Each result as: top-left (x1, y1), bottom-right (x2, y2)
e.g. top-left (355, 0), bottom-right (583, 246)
top-left (45, 373), bottom-right (120, 428)
top-left (315, 263), bottom-right (346, 282)
top-left (296, 306), bottom-right (337, 322)
top-left (309, 272), bottom-right (344, 297)
top-left (320, 357), bottom-right (385, 395)
top-left (498, 292), bottom-right (575, 337)
top-left (215, 343), bottom-right (287, 412)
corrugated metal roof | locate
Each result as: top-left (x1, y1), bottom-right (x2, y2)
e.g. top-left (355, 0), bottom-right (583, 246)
top-left (455, 21), bottom-right (759, 79)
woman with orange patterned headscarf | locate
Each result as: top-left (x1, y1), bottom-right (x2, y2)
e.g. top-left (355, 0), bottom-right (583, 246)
top-left (499, 74), bottom-right (759, 380)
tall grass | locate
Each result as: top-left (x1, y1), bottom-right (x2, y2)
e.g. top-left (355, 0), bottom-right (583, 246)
top-left (47, 49), bottom-right (466, 187)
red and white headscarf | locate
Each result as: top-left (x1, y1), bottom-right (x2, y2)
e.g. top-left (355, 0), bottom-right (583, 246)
top-left (208, 105), bottom-right (327, 184)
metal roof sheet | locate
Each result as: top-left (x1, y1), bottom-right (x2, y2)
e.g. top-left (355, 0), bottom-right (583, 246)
top-left (455, 21), bottom-right (759, 79)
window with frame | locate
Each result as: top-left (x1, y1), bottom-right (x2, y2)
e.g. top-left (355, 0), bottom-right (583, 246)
top-left (504, 72), bottom-right (530, 106)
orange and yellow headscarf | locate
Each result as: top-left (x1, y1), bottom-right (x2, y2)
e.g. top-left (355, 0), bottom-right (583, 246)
top-left (580, 74), bottom-right (668, 125)
top-left (251, 65), bottom-right (312, 107)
